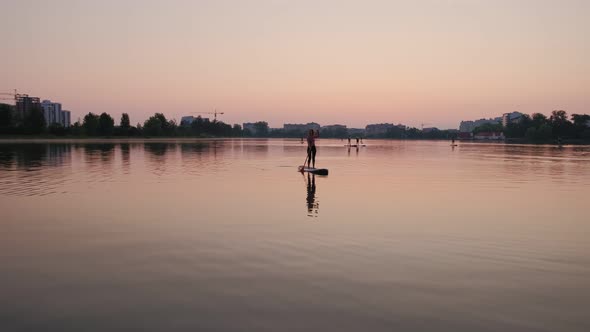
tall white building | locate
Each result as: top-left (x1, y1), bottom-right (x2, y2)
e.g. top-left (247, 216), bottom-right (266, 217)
top-left (41, 100), bottom-right (70, 127)
top-left (62, 110), bottom-right (71, 127)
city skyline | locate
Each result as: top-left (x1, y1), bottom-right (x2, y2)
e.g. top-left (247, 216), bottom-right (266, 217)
top-left (1, 0), bottom-right (589, 129)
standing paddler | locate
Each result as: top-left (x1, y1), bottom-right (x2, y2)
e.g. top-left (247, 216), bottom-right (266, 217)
top-left (306, 129), bottom-right (319, 169)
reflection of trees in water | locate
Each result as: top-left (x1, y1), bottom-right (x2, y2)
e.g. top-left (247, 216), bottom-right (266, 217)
top-left (180, 143), bottom-right (206, 174)
top-left (82, 143), bottom-right (116, 182)
top-left (180, 141), bottom-right (231, 174)
top-left (84, 143), bottom-right (115, 163)
top-left (145, 143), bottom-right (176, 157)
top-left (45, 144), bottom-right (72, 167)
top-left (120, 143), bottom-right (143, 173)
top-left (306, 173), bottom-right (319, 218)
top-left (231, 139), bottom-right (243, 154)
top-left (144, 143), bottom-right (177, 177)
top-left (120, 143), bottom-right (130, 173)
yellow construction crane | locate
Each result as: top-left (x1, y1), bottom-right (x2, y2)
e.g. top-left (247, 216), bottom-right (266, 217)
top-left (191, 109), bottom-right (224, 121)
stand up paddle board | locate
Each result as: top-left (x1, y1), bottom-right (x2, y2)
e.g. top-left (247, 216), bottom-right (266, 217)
top-left (298, 166), bottom-right (328, 175)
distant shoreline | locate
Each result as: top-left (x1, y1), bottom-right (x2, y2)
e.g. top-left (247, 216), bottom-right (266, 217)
top-left (1, 136), bottom-right (589, 145)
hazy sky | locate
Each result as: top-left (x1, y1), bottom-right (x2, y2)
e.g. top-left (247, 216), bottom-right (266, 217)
top-left (1, 0), bottom-right (589, 128)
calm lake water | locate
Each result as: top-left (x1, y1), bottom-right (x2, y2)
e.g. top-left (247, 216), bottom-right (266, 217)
top-left (1, 139), bottom-right (589, 331)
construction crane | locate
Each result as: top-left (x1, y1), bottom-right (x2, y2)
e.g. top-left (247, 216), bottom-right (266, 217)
top-left (0, 90), bottom-right (29, 104)
top-left (0, 90), bottom-right (17, 103)
top-left (191, 109), bottom-right (224, 121)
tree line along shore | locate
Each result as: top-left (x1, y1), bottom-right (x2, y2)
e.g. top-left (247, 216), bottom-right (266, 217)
top-left (1, 104), bottom-right (589, 143)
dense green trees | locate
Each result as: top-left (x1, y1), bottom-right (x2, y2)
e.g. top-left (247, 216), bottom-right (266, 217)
top-left (572, 114), bottom-right (590, 139)
top-left (0, 103), bottom-right (12, 133)
top-left (48, 123), bottom-right (67, 136)
top-left (143, 113), bottom-right (176, 136)
top-left (0, 103), bottom-right (43, 135)
top-left (253, 121), bottom-right (269, 137)
top-left (473, 123), bottom-right (504, 134)
top-left (98, 112), bottom-right (115, 136)
top-left (83, 112), bottom-right (100, 135)
top-left (0, 106), bottom-right (588, 141)
top-left (549, 110), bottom-right (573, 138)
top-left (120, 113), bottom-right (130, 129)
top-left (23, 105), bottom-right (46, 134)
top-left (500, 110), bottom-right (589, 141)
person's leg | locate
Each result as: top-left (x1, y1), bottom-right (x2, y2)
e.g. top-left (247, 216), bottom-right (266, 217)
top-left (312, 146), bottom-right (316, 168)
top-left (307, 147), bottom-right (311, 167)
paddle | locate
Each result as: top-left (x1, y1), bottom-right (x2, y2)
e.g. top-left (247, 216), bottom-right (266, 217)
top-left (299, 151), bottom-right (309, 172)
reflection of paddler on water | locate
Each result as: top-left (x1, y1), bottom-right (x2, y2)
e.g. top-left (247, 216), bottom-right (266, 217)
top-left (306, 173), bottom-right (318, 217)
top-left (301, 137), bottom-right (304, 144)
top-left (346, 143), bottom-right (359, 156)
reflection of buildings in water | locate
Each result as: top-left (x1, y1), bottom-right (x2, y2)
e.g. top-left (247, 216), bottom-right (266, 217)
top-left (0, 144), bottom-right (71, 169)
top-left (306, 173), bottom-right (319, 218)
top-left (180, 142), bottom-right (207, 156)
top-left (0, 146), bottom-right (14, 169)
top-left (14, 144), bottom-right (47, 168)
top-left (0, 144), bottom-right (73, 196)
top-left (231, 139), bottom-right (243, 154)
top-left (45, 144), bottom-right (72, 167)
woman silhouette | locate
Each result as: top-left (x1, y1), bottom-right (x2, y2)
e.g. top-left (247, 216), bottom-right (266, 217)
top-left (306, 129), bottom-right (319, 168)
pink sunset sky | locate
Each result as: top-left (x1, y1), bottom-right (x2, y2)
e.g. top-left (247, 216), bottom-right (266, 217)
top-left (1, 0), bottom-right (589, 129)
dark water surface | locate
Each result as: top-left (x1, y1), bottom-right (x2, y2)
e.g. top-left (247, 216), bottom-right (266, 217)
top-left (1, 139), bottom-right (589, 331)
